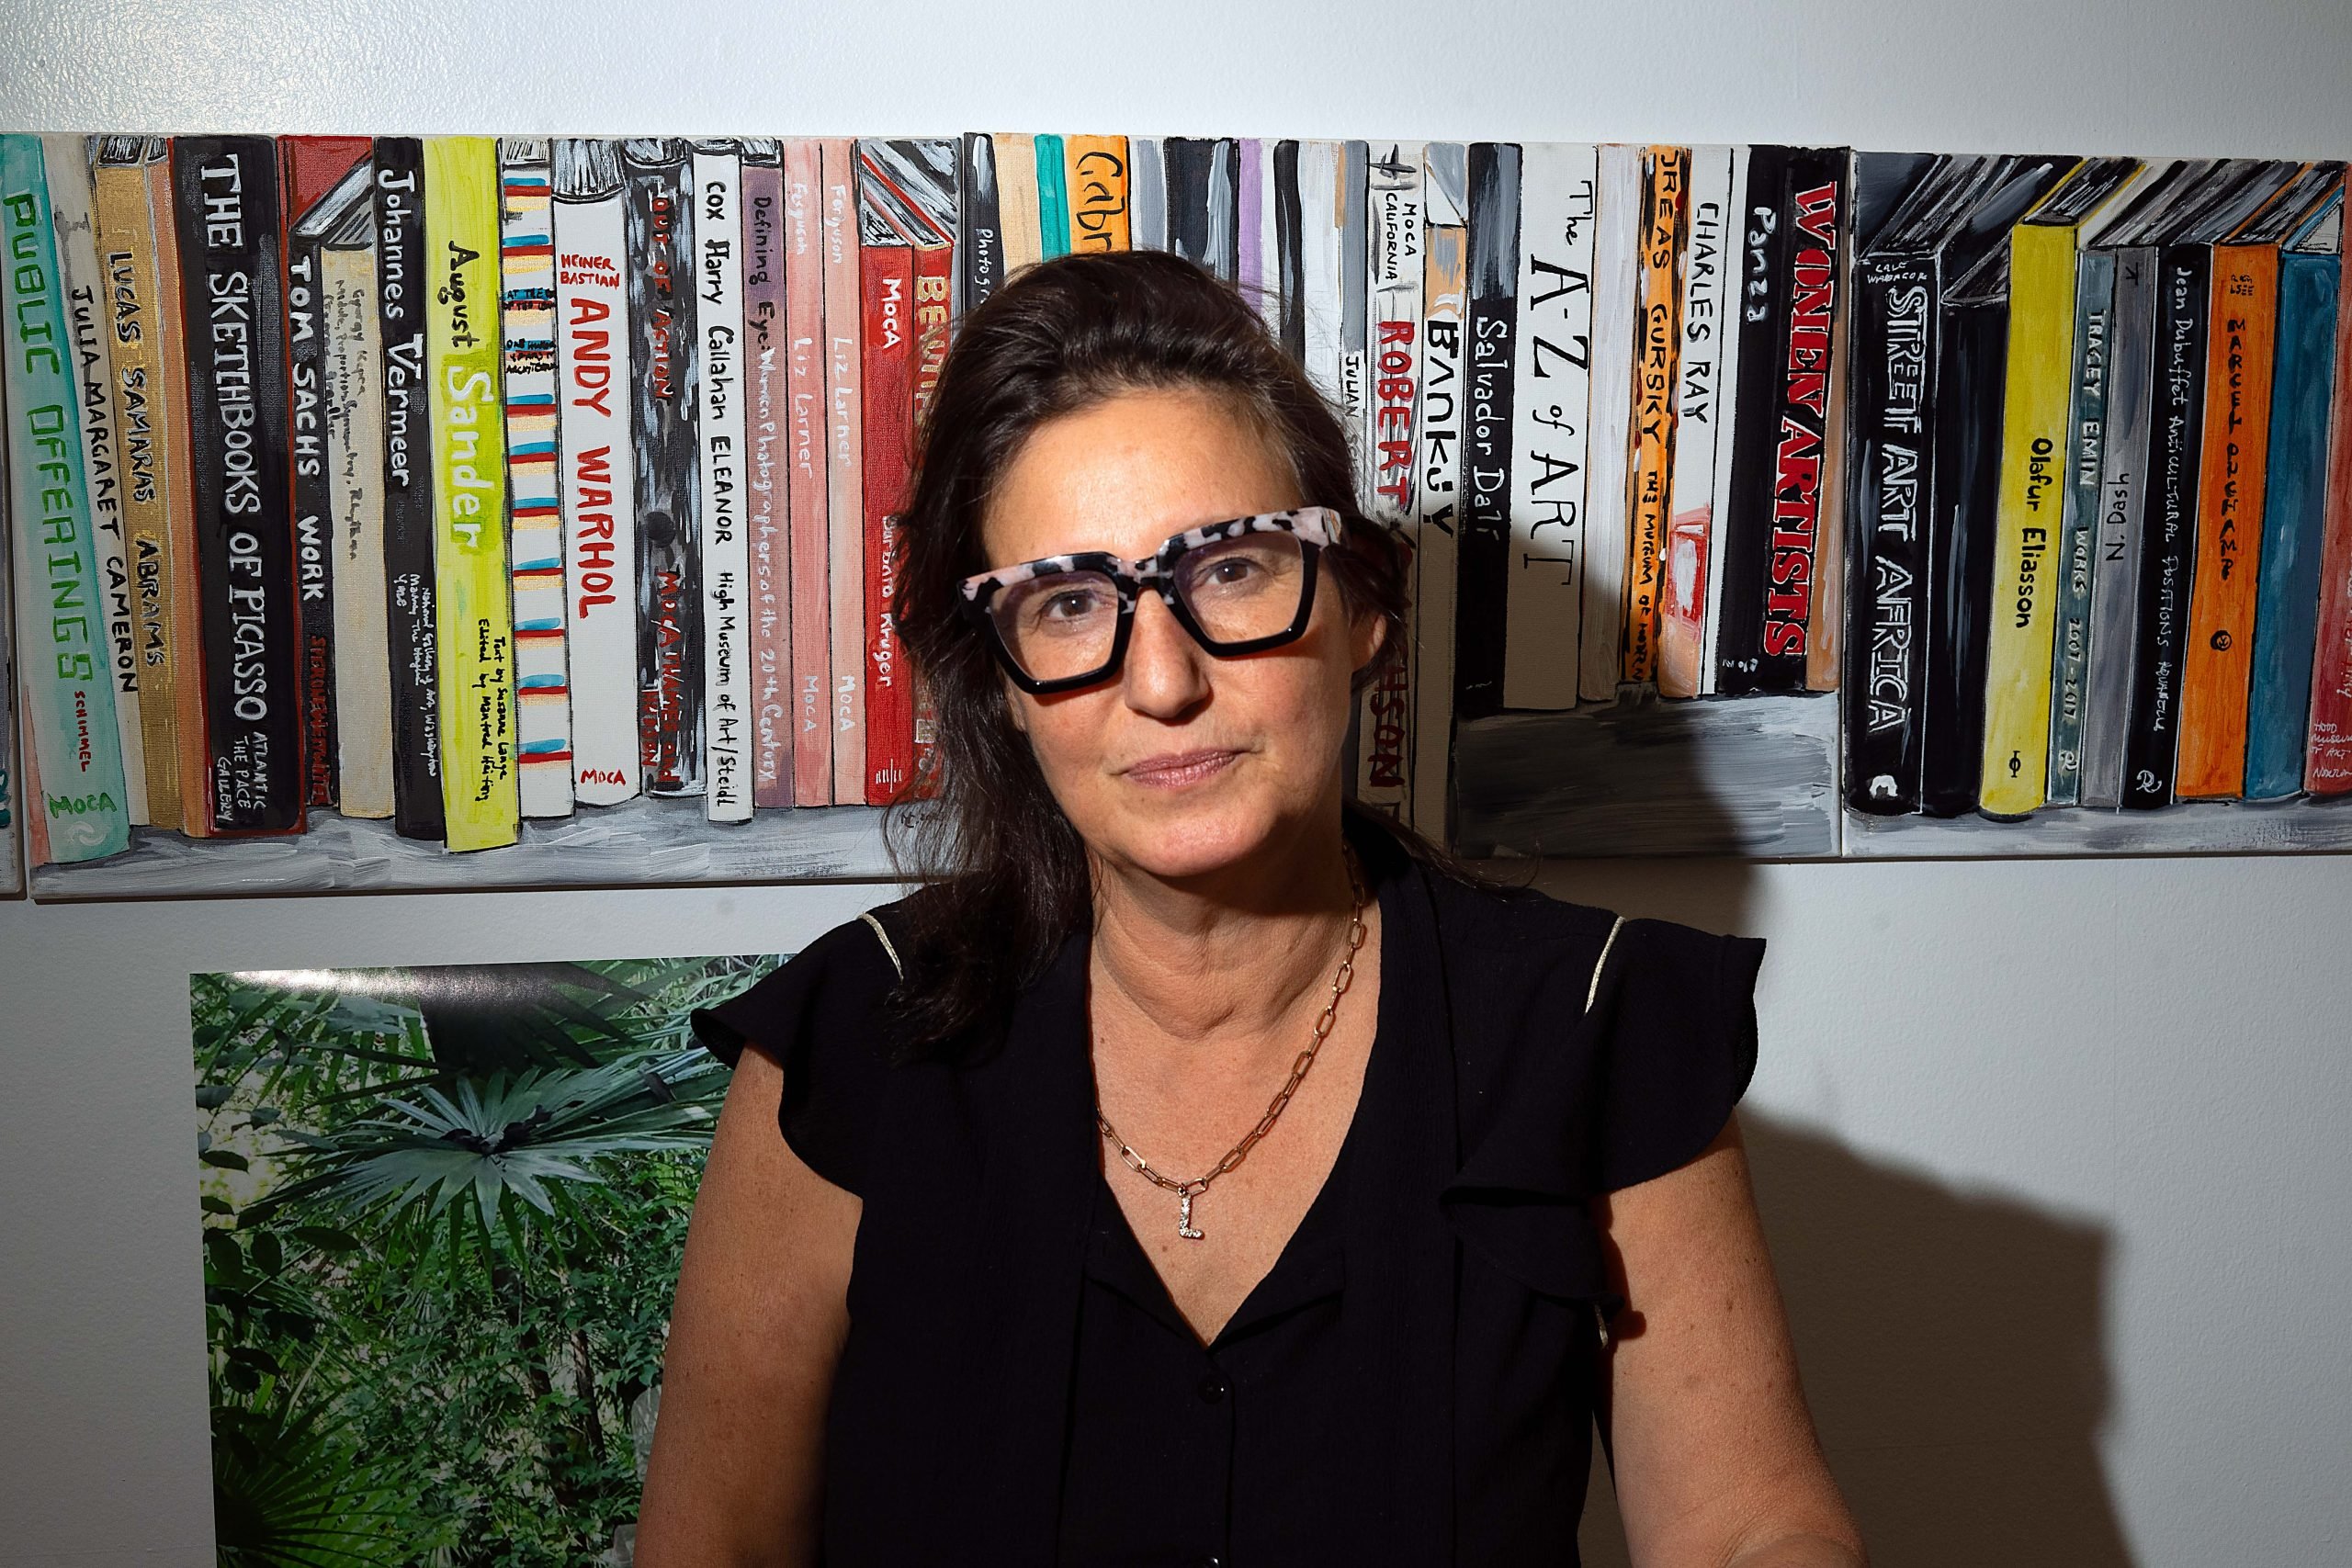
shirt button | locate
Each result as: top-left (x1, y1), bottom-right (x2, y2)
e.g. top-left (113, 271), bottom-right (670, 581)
top-left (1198, 1371), bottom-right (1229, 1404)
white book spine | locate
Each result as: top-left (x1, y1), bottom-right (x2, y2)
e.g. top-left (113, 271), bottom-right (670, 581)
top-left (1503, 141), bottom-right (1600, 712)
top-left (1411, 143), bottom-right (1469, 845)
top-left (1576, 143), bottom-right (1642, 705)
top-left (500, 141), bottom-right (572, 818)
top-left (1254, 138), bottom-right (1283, 339)
top-left (1663, 146), bottom-right (1736, 696)
top-left (322, 239), bottom-right (395, 818)
top-left (1297, 141), bottom-right (1346, 412)
top-left (694, 148), bottom-right (752, 822)
top-left (1698, 144), bottom-right (1754, 694)
top-left (553, 147), bottom-right (641, 804)
top-left (49, 138), bottom-right (148, 821)
top-left (1340, 140), bottom-right (1371, 507)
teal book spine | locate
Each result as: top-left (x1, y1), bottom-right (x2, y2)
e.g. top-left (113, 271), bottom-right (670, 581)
top-left (2245, 245), bottom-right (2344, 798)
top-left (1, 134), bottom-right (131, 863)
top-left (1035, 134), bottom-right (1069, 259)
top-left (2045, 249), bottom-right (2115, 805)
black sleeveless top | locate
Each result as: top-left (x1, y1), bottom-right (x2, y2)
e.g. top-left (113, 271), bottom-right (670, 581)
top-left (691, 818), bottom-right (1763, 1566)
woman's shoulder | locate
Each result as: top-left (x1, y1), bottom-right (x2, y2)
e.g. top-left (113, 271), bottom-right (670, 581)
top-left (688, 897), bottom-right (914, 1070)
top-left (1413, 857), bottom-right (1757, 983)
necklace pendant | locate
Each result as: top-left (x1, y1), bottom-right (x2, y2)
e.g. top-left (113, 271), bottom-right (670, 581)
top-left (1177, 1189), bottom-right (1204, 1241)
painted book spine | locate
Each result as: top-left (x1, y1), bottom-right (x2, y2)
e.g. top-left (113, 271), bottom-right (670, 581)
top-left (1754, 150), bottom-right (1846, 694)
top-left (1357, 138), bottom-right (1424, 819)
top-left (171, 135), bottom-right (304, 835)
top-left (1577, 144), bottom-right (1640, 704)
top-left (320, 202), bottom-right (394, 819)
top-left (1295, 141), bottom-right (1345, 412)
top-left (1410, 144), bottom-right (1468, 845)
top-left (956, 132), bottom-right (1004, 316)
top-left (1035, 135), bottom-right (1069, 260)
top-left (1271, 141), bottom-right (1307, 363)
top-left (422, 136), bottom-right (519, 851)
top-left (147, 143), bottom-right (214, 834)
top-left (1977, 220), bottom-right (2079, 817)
top-left (1842, 245), bottom-right (1938, 814)
top-left (782, 138), bottom-right (831, 804)
top-left (1339, 141), bottom-right (1369, 494)
top-left (551, 140), bottom-right (638, 806)
top-left (2120, 244), bottom-right (2213, 808)
top-left (1065, 135), bottom-right (1130, 254)
top-left (686, 143), bottom-right (751, 823)
top-left (50, 138), bottom-right (147, 824)
top-left (280, 138), bottom-right (372, 818)
top-left (2175, 242), bottom-right (2281, 798)
top-left (1502, 141), bottom-right (1597, 712)
top-left (622, 139), bottom-right (704, 798)
top-left (910, 220), bottom-right (955, 799)
top-left (2245, 239), bottom-right (2340, 796)
top-left (550, 141), bottom-right (638, 807)
top-left (499, 140), bottom-right (572, 818)
top-left (1918, 278), bottom-right (2011, 817)
top-left (1251, 139), bottom-right (1283, 340)
top-left (1659, 147), bottom-right (1733, 701)
top-left (1236, 137), bottom-right (1264, 306)
top-left (743, 142), bottom-right (792, 810)
top-left (992, 133), bottom-right (1043, 278)
top-left (90, 139), bottom-right (186, 829)
top-left (1624, 145), bottom-right (1689, 686)
top-left (2307, 193), bottom-right (2352, 793)
top-left (2046, 250), bottom-right (2114, 806)
top-left (1128, 137), bottom-right (1167, 254)
top-left (854, 188), bottom-right (915, 805)
top-left (1164, 138), bottom-right (1241, 285)
top-left (820, 139), bottom-right (865, 802)
top-left (1712, 146), bottom-right (1796, 694)
top-left (1, 134), bottom-right (132, 861)
top-left (2083, 246), bottom-right (2159, 807)
top-left (1453, 141), bottom-right (1521, 725)
top-left (1699, 144), bottom-right (1754, 695)
top-left (373, 137), bottom-right (443, 840)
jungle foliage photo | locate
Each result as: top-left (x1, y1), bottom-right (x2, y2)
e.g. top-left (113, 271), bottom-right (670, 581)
top-left (188, 953), bottom-right (781, 1567)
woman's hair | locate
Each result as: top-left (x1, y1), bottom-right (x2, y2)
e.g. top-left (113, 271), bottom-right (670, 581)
top-left (881, 248), bottom-right (1481, 1061)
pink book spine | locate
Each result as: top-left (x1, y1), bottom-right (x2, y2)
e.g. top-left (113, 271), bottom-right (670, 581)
top-left (2305, 175), bottom-right (2352, 795)
top-left (820, 138), bottom-right (866, 802)
top-left (743, 151), bottom-right (793, 808)
top-left (784, 139), bottom-right (832, 805)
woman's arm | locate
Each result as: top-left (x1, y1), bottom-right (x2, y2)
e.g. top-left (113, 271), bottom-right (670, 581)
top-left (635, 1042), bottom-right (861, 1568)
top-left (1593, 1111), bottom-right (1867, 1568)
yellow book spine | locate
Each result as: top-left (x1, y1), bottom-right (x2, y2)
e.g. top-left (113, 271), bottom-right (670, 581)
top-left (993, 133), bottom-right (1043, 276)
top-left (1623, 146), bottom-right (1687, 684)
top-left (89, 153), bottom-right (184, 831)
top-left (1063, 135), bottom-right (1131, 254)
top-left (424, 136), bottom-right (520, 851)
top-left (1978, 221), bottom-right (2077, 817)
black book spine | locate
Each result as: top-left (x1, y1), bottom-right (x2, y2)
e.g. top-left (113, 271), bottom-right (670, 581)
top-left (1453, 141), bottom-right (1521, 724)
top-left (1712, 144), bottom-right (1796, 694)
top-left (1164, 138), bottom-right (1240, 283)
top-left (282, 167), bottom-right (337, 810)
top-left (169, 136), bottom-right (304, 833)
top-left (1272, 141), bottom-right (1307, 365)
top-left (372, 137), bottom-right (443, 840)
top-left (1918, 294), bottom-right (2010, 817)
top-left (623, 141), bottom-right (705, 796)
top-left (1751, 147), bottom-right (1847, 693)
top-left (956, 133), bottom-right (1001, 317)
top-left (1842, 249), bottom-right (1939, 813)
top-left (2121, 244), bottom-right (2212, 809)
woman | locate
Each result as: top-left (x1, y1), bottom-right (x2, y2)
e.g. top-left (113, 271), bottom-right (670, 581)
top-left (639, 250), bottom-right (1864, 1567)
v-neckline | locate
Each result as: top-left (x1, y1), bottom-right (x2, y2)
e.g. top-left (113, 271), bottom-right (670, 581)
top-left (1081, 833), bottom-right (1397, 1350)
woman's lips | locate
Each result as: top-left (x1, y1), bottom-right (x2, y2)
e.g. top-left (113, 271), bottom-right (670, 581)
top-left (1123, 749), bottom-right (1238, 787)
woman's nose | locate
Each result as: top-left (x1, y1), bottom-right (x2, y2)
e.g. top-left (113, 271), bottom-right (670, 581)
top-left (1121, 590), bottom-right (1213, 716)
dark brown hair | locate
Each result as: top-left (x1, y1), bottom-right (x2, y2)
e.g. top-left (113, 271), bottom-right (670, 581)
top-left (881, 248), bottom-right (1473, 1061)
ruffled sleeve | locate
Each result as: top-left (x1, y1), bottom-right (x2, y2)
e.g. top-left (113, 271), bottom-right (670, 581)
top-left (688, 909), bottom-right (907, 1197)
top-left (1586, 918), bottom-right (1765, 1193)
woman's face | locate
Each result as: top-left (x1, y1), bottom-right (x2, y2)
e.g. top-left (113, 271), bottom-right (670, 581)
top-left (979, 386), bottom-right (1384, 885)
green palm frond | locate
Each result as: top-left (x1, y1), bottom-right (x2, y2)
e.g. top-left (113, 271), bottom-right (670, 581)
top-left (211, 1391), bottom-right (413, 1568)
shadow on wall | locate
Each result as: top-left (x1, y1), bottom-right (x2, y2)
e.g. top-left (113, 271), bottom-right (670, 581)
top-left (1577, 1113), bottom-right (2128, 1566)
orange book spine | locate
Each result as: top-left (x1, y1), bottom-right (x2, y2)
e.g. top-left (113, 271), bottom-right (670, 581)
top-left (2177, 242), bottom-right (2280, 797)
top-left (1062, 136), bottom-right (1131, 254)
top-left (1622, 147), bottom-right (1688, 683)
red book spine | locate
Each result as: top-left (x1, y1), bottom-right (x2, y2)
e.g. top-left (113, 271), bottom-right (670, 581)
top-left (784, 140), bottom-right (832, 804)
top-left (860, 242), bottom-right (916, 804)
top-left (2306, 174), bottom-right (2352, 795)
top-left (907, 236), bottom-right (953, 798)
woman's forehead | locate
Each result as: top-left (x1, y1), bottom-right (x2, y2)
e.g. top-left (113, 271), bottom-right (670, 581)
top-left (981, 389), bottom-right (1300, 563)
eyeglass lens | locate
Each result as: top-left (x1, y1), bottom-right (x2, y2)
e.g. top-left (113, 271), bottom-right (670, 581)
top-left (989, 532), bottom-right (1310, 684)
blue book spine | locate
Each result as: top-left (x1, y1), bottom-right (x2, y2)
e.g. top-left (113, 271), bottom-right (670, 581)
top-left (2245, 247), bottom-right (2343, 798)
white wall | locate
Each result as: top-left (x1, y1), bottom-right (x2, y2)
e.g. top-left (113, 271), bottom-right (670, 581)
top-left (4, 2), bottom-right (2349, 1562)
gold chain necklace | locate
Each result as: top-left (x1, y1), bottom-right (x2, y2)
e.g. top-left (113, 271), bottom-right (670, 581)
top-left (1094, 840), bottom-right (1368, 1242)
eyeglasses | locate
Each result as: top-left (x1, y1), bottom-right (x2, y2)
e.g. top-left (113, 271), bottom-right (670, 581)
top-left (957, 506), bottom-right (1344, 694)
